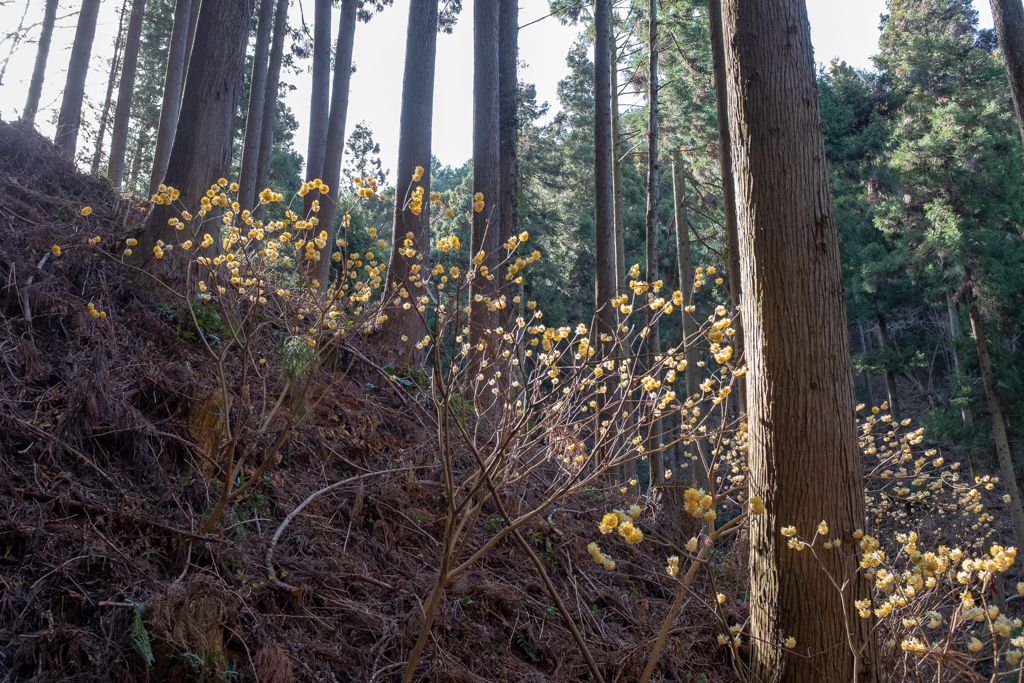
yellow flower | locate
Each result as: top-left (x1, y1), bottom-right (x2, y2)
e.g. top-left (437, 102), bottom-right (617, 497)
top-left (784, 637), bottom-right (796, 649)
top-left (80, 206), bottom-right (92, 216)
top-left (412, 165), bottom-right (424, 182)
top-left (968, 637), bottom-right (983, 653)
top-left (51, 245), bottom-right (61, 256)
top-left (750, 497), bottom-right (765, 514)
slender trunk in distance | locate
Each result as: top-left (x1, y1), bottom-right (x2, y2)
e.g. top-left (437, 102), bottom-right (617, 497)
top-left (23, 0), bottom-right (59, 125)
top-left (610, 18), bottom-right (626, 297)
top-left (237, 0), bottom-right (277, 212)
top-left (301, 0), bottom-right (332, 227)
top-left (644, 0), bottom-right (662, 483)
top-left (150, 0), bottom-right (194, 195)
top-left (876, 312), bottom-right (902, 421)
top-left (107, 0), bottom-right (147, 186)
top-left (91, 0), bottom-right (128, 174)
top-left (858, 320), bottom-right (874, 404)
top-left (254, 0), bottom-right (289, 212)
top-left (497, 0), bottom-right (518, 293)
top-left (55, 0), bottom-right (102, 157)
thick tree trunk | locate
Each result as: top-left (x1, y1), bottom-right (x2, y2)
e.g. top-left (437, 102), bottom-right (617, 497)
top-left (645, 0), bottom-right (663, 482)
top-left (875, 312), bottom-right (902, 421)
top-left (301, 0), bottom-right (332, 226)
top-left (469, 0), bottom-right (501, 374)
top-left (132, 0), bottom-right (256, 274)
top-left (236, 0), bottom-right (276, 212)
top-left (990, 0), bottom-right (1024, 145)
top-left (150, 0), bottom-right (194, 195)
top-left (253, 0), bottom-right (289, 211)
top-left (310, 0), bottom-right (357, 287)
top-left (610, 19), bottom-right (626, 297)
top-left (183, 0), bottom-right (200, 82)
top-left (708, 0), bottom-right (745, 416)
top-left (721, 1), bottom-right (879, 681)
top-left (23, 0), bottom-right (59, 125)
top-left (377, 0), bottom-right (438, 362)
top-left (55, 0), bottom-right (102, 157)
top-left (107, 0), bottom-right (147, 186)
top-left (497, 0), bottom-right (518, 295)
top-left (90, 0), bottom-right (128, 175)
top-left (968, 302), bottom-right (1024, 552)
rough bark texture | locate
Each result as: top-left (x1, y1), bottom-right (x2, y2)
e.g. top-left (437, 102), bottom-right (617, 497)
top-left (23, 0), bottom-right (59, 125)
top-left (594, 0), bottom-right (617, 351)
top-left (721, 1), bottom-right (879, 681)
top-left (470, 0), bottom-right (501, 360)
top-left (968, 302), bottom-right (1024, 553)
top-left (133, 0), bottom-right (256, 274)
top-left (644, 0), bottom-right (663, 482)
top-left (497, 0), bottom-right (518, 290)
top-left (253, 0), bottom-right (289, 212)
top-left (310, 0), bottom-right (356, 287)
top-left (55, 0), bottom-right (102, 157)
top-left (150, 0), bottom-right (194, 195)
top-left (378, 0), bottom-right (438, 362)
top-left (237, 0), bottom-right (277, 212)
top-left (708, 0), bottom-right (745, 415)
top-left (990, 0), bottom-right (1024, 145)
top-left (302, 0), bottom-right (332, 225)
top-left (90, 0), bottom-right (127, 175)
top-left (107, 0), bottom-right (147, 186)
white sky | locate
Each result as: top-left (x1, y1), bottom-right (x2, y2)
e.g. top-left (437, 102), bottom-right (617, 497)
top-left (0, 0), bottom-right (996, 176)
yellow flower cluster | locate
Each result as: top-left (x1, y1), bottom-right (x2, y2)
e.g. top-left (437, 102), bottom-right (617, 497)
top-left (587, 542), bottom-right (615, 570)
top-left (473, 192), bottom-right (484, 213)
top-left (150, 183), bottom-right (180, 205)
top-left (683, 487), bottom-right (715, 522)
top-left (409, 185), bottom-right (425, 215)
top-left (666, 555), bottom-right (680, 577)
top-left (352, 176), bottom-right (377, 199)
top-left (86, 302), bottom-right (105, 319)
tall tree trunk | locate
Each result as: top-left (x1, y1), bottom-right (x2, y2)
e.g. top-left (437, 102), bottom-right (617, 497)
top-left (150, 0), bottom-right (194, 195)
top-left (946, 287), bottom-right (973, 429)
top-left (858, 320), bottom-right (874, 404)
top-left (990, 0), bottom-right (1024, 145)
top-left (875, 311), bottom-right (902, 421)
top-left (127, 129), bottom-right (147, 190)
top-left (708, 0), bottom-right (745, 416)
top-left (237, 0), bottom-right (276, 212)
top-left (254, 0), bottom-right (289, 211)
top-left (644, 0), bottom-right (663, 482)
top-left (610, 18), bottom-right (626, 297)
top-left (55, 0), bottom-right (102, 157)
top-left (497, 0), bottom-right (518, 296)
top-left (378, 0), bottom-right (439, 361)
top-left (183, 0), bottom-right (200, 81)
top-left (310, 0), bottom-right (357, 287)
top-left (469, 0), bottom-right (501, 376)
top-left (23, 0), bottom-right (59, 125)
top-left (107, 0), bottom-right (147, 186)
top-left (132, 0), bottom-right (256, 274)
top-left (301, 0), bottom-right (332, 226)
top-left (91, 0), bottom-right (128, 174)
top-left (968, 301), bottom-right (1024, 552)
top-left (722, 1), bottom-right (879, 680)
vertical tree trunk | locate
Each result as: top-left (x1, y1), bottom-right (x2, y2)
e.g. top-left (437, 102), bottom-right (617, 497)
top-left (23, 0), bottom-right (59, 125)
top-left (55, 0), bottom-right (102, 157)
top-left (236, 0), bottom-right (276, 212)
top-left (968, 301), bottom-right (1024, 552)
top-left (311, 0), bottom-right (357, 287)
top-left (253, 0), bottom-right (289, 210)
top-left (946, 287), bottom-right (973, 428)
top-left (378, 0), bottom-right (439, 361)
top-left (301, 0), bottom-right (332, 226)
top-left (644, 0), bottom-right (663, 482)
top-left (722, 1), bottom-right (879, 680)
top-left (107, 0), bottom-right (147, 186)
top-left (858, 320), bottom-right (874, 404)
top-left (469, 0), bottom-right (501, 370)
top-left (990, 0), bottom-right (1024, 145)
top-left (497, 0), bottom-right (518, 294)
top-left (91, 0), bottom-right (128, 174)
top-left (875, 312), bottom-right (902, 421)
top-left (150, 0), bottom-right (194, 195)
top-left (708, 0), bottom-right (745, 415)
top-left (610, 18), bottom-right (626, 297)
top-left (183, 0), bottom-right (200, 83)
top-left (127, 129), bottom-right (147, 189)
top-left (133, 0), bottom-right (256, 274)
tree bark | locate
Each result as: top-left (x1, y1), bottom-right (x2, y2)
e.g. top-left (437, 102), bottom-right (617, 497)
top-left (875, 312), bottom-right (902, 421)
top-left (858, 320), bottom-right (874, 404)
top-left (301, 0), bottom-right (332, 226)
top-left (55, 0), bottom-right (102, 157)
top-left (236, 0), bottom-right (277, 212)
top-left (708, 0), bottom-right (745, 416)
top-left (721, 1), bottom-right (879, 680)
top-left (378, 0), bottom-right (439, 362)
top-left (253, 0), bottom-right (289, 212)
top-left (23, 0), bottom-right (59, 125)
top-left (132, 0), bottom-right (256, 274)
top-left (150, 0), bottom-right (194, 195)
top-left (497, 0), bottom-right (518, 295)
top-left (310, 0), bottom-right (357, 287)
top-left (990, 0), bottom-right (1024, 145)
top-left (90, 0), bottom-right (128, 175)
top-left (107, 0), bottom-right (147, 186)
top-left (610, 19), bottom-right (626, 297)
top-left (968, 301), bottom-right (1024, 553)
top-left (469, 0), bottom-right (501, 372)
top-left (644, 0), bottom-right (663, 482)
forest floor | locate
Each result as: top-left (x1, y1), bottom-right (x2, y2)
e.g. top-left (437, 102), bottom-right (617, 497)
top-left (0, 122), bottom-right (737, 681)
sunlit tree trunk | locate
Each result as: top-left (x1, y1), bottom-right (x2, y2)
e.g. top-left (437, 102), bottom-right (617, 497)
top-left (107, 0), bottom-right (147, 186)
top-left (497, 0), bottom-right (518, 295)
top-left (236, 0), bottom-right (277, 212)
top-left (253, 0), bottom-right (289, 212)
top-left (644, 0), bottom-right (663, 482)
top-left (378, 0), bottom-right (439, 362)
top-left (722, 0), bottom-right (879, 680)
top-left (23, 0), bottom-right (59, 125)
top-left (55, 0), bottom-right (102, 157)
top-left (91, 0), bottom-right (127, 174)
top-left (301, 0), bottom-right (332, 227)
top-left (990, 0), bottom-right (1024, 145)
top-left (150, 0), bottom-right (194, 195)
top-left (968, 301), bottom-right (1024, 552)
